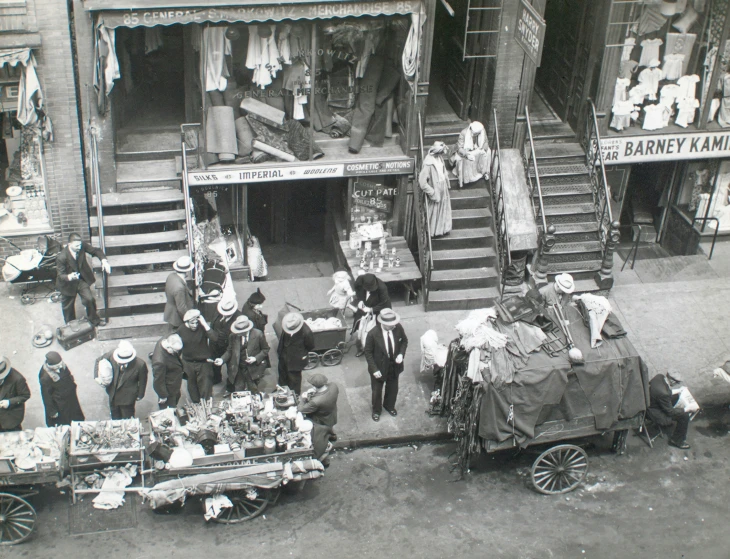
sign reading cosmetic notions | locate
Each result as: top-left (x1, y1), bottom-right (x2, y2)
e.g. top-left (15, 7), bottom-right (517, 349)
top-left (597, 132), bottom-right (730, 164)
top-left (188, 158), bottom-right (414, 185)
top-left (515, 0), bottom-right (546, 66)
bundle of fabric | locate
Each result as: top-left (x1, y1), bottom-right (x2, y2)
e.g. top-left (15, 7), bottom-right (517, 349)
top-left (455, 308), bottom-right (507, 352)
top-left (420, 330), bottom-right (448, 373)
top-left (305, 317), bottom-right (343, 331)
top-left (574, 293), bottom-right (612, 348)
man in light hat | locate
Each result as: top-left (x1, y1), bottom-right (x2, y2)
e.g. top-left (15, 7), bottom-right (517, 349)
top-left (151, 333), bottom-right (184, 408)
top-left (364, 308), bottom-right (408, 422)
top-left (210, 298), bottom-right (241, 389)
top-left (222, 316), bottom-right (270, 394)
top-left (39, 351), bottom-right (85, 426)
top-left (163, 256), bottom-right (195, 329)
top-left (0, 356), bottom-right (30, 432)
top-left (241, 288), bottom-right (268, 333)
top-left (94, 340), bottom-right (148, 419)
top-left (178, 309), bottom-right (222, 403)
top-left (539, 273), bottom-right (575, 308)
top-left (277, 312), bottom-right (314, 395)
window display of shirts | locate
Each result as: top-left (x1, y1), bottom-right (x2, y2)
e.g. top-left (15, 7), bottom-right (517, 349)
top-left (246, 25), bottom-right (282, 89)
top-left (659, 83), bottom-right (682, 107)
top-left (675, 98), bottom-right (699, 127)
top-left (628, 84), bottom-right (648, 105)
top-left (639, 38), bottom-right (663, 67)
top-left (613, 78), bottom-right (631, 106)
top-left (666, 33), bottom-right (697, 75)
top-left (662, 53), bottom-right (685, 81)
top-left (621, 37), bottom-right (636, 61)
top-left (638, 67), bottom-right (665, 100)
top-left (610, 101), bottom-right (635, 131)
top-left (619, 60), bottom-right (639, 80)
top-left (642, 104), bottom-right (670, 130)
top-left (677, 74), bottom-right (700, 101)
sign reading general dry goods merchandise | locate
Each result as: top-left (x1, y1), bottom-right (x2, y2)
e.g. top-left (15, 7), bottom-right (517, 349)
top-left (515, 0), bottom-right (546, 66)
top-left (188, 158), bottom-right (414, 185)
top-left (598, 132), bottom-right (730, 164)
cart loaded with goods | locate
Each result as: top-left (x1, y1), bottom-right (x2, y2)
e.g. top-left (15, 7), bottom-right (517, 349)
top-left (431, 291), bottom-right (650, 495)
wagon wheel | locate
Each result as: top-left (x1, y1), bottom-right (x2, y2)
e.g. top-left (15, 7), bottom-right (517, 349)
top-left (530, 444), bottom-right (588, 495)
top-left (322, 348), bottom-right (343, 366)
top-left (50, 291), bottom-right (61, 303)
top-left (209, 488), bottom-right (278, 524)
top-left (20, 294), bottom-right (33, 306)
top-left (304, 352), bottom-right (320, 370)
top-left (0, 493), bottom-right (37, 545)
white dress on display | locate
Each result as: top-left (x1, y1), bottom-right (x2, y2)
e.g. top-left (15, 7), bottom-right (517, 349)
top-left (642, 104), bottom-right (670, 130)
top-left (677, 74), bottom-right (700, 101)
top-left (675, 98), bottom-right (700, 127)
top-left (611, 101), bottom-right (635, 131)
top-left (638, 67), bottom-right (665, 100)
top-left (628, 84), bottom-right (648, 105)
top-left (662, 53), bottom-right (685, 81)
top-left (639, 38), bottom-right (663, 67)
top-left (613, 77), bottom-right (631, 105)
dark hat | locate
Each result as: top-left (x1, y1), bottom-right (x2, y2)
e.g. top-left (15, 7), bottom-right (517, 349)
top-left (308, 373), bottom-right (328, 388)
top-left (248, 288), bottom-right (266, 305)
top-left (45, 351), bottom-right (63, 366)
top-left (361, 273), bottom-right (378, 291)
top-left (0, 356), bottom-right (9, 376)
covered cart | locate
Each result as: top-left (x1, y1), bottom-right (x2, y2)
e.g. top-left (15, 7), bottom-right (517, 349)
top-left (435, 299), bottom-right (650, 495)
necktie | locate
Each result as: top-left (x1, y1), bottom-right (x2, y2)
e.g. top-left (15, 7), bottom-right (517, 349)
top-left (387, 331), bottom-right (394, 357)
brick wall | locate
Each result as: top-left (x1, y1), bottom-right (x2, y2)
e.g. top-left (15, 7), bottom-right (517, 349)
top-left (0, 0), bottom-right (88, 260)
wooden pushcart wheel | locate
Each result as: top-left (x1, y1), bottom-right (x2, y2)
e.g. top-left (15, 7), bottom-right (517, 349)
top-left (304, 352), bottom-right (320, 370)
top-left (0, 493), bottom-right (37, 545)
top-left (209, 488), bottom-right (278, 524)
top-left (530, 444), bottom-right (588, 495)
top-left (322, 348), bottom-right (343, 366)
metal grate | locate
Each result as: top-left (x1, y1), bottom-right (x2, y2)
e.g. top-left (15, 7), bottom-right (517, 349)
top-left (68, 494), bottom-right (138, 536)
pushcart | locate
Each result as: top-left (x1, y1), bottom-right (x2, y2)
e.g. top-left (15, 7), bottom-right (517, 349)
top-left (273, 302), bottom-right (350, 369)
top-left (0, 235), bottom-right (62, 305)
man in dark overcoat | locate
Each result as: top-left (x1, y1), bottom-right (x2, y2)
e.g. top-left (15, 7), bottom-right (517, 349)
top-left (647, 373), bottom-right (691, 449)
top-left (94, 340), bottom-right (148, 419)
top-left (0, 356), bottom-right (30, 432)
top-left (222, 316), bottom-right (270, 393)
top-left (353, 273), bottom-right (391, 356)
top-left (38, 351), bottom-right (85, 426)
top-left (277, 312), bottom-right (314, 396)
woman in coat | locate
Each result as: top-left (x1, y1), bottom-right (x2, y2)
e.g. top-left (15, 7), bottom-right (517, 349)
top-left (418, 141), bottom-right (452, 236)
top-left (38, 351), bottom-right (84, 426)
top-left (450, 121), bottom-right (491, 187)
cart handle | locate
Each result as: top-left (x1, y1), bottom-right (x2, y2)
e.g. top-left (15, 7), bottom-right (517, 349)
top-left (0, 236), bottom-right (24, 252)
top-left (285, 302), bottom-right (303, 311)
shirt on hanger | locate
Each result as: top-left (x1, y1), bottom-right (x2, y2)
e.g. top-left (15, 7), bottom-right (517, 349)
top-left (613, 77), bottom-right (631, 106)
top-left (663, 53), bottom-right (685, 81)
top-left (677, 74), bottom-right (700, 100)
top-left (638, 67), bottom-right (665, 100)
top-left (628, 84), bottom-right (648, 105)
top-left (639, 38), bottom-right (663, 67)
top-left (666, 33), bottom-right (697, 74)
top-left (642, 104), bottom-right (670, 130)
top-left (619, 60), bottom-right (639, 80)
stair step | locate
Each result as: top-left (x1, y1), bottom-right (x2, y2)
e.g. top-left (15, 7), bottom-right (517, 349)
top-left (432, 227), bottom-right (492, 250)
top-left (543, 203), bottom-right (595, 216)
top-left (116, 159), bottom-right (179, 184)
top-left (529, 163), bottom-right (590, 177)
top-left (432, 247), bottom-right (496, 270)
top-left (452, 207), bottom-right (492, 228)
top-left (539, 182), bottom-right (593, 197)
top-left (104, 271), bottom-right (171, 288)
top-left (450, 188), bottom-right (489, 209)
top-left (544, 260), bottom-right (603, 274)
top-left (430, 267), bottom-right (499, 290)
top-left (92, 229), bottom-right (187, 248)
top-left (551, 222), bottom-right (601, 235)
top-left (108, 291), bottom-right (167, 308)
top-left (427, 287), bottom-right (501, 311)
top-left (549, 241), bottom-right (603, 254)
top-left (93, 249), bottom-right (189, 269)
top-left (534, 143), bottom-right (585, 159)
top-left (92, 189), bottom-right (184, 208)
top-left (97, 313), bottom-right (170, 340)
top-left (90, 209), bottom-right (187, 228)
top-left (117, 130), bottom-right (181, 153)
top-left (541, 193), bottom-right (595, 206)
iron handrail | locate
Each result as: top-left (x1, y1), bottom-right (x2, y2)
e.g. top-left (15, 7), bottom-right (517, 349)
top-left (523, 106), bottom-right (548, 233)
top-left (415, 112), bottom-right (433, 306)
top-left (586, 98), bottom-right (614, 224)
top-left (490, 108), bottom-right (511, 294)
top-left (88, 119), bottom-right (109, 317)
top-left (693, 217), bottom-right (719, 260)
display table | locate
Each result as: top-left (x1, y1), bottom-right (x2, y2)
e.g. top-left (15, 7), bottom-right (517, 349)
top-left (339, 236), bottom-right (422, 305)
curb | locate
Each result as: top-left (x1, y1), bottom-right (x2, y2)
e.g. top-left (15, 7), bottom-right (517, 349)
top-left (333, 430), bottom-right (451, 451)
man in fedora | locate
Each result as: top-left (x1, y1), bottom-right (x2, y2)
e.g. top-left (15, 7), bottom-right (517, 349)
top-left (364, 308), bottom-right (408, 422)
top-left (210, 298), bottom-right (241, 390)
top-left (151, 333), bottom-right (184, 409)
top-left (39, 351), bottom-right (85, 426)
top-left (94, 340), bottom-right (148, 419)
top-left (539, 272), bottom-right (575, 307)
top-left (178, 309), bottom-right (222, 403)
top-left (164, 256), bottom-right (195, 330)
top-left (353, 273), bottom-right (391, 357)
top-left (222, 316), bottom-right (270, 394)
top-left (0, 356), bottom-right (30, 432)
top-left (56, 232), bottom-right (111, 327)
top-left (277, 312), bottom-right (314, 395)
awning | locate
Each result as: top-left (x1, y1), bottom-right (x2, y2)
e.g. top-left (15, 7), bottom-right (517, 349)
top-left (93, 0), bottom-right (421, 28)
top-left (0, 47), bottom-right (32, 68)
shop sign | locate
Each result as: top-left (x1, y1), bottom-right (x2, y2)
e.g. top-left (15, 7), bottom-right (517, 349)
top-left (353, 178), bottom-right (396, 213)
top-left (98, 0), bottom-right (420, 28)
top-left (514, 0), bottom-right (545, 67)
top-left (597, 131), bottom-right (730, 165)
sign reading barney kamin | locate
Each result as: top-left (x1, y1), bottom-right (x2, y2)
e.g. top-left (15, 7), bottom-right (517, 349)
top-left (515, 0), bottom-right (546, 66)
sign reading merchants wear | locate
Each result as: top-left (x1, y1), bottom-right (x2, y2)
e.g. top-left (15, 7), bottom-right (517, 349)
top-left (598, 131), bottom-right (730, 164)
top-left (188, 159), bottom-right (414, 185)
top-left (515, 0), bottom-right (546, 67)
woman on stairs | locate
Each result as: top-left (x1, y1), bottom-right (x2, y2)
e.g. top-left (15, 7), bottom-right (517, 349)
top-left (418, 140), bottom-right (452, 237)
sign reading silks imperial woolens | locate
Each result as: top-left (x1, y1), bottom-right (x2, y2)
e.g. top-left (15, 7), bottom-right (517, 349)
top-left (514, 0), bottom-right (546, 66)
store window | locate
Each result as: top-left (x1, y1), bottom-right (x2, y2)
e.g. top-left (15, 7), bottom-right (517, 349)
top-left (349, 175), bottom-right (398, 240)
top-left (682, 157), bottom-right (730, 231)
top-left (608, 0), bottom-right (730, 134)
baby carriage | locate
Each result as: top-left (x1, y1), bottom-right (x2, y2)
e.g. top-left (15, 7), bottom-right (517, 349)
top-left (0, 235), bottom-right (62, 305)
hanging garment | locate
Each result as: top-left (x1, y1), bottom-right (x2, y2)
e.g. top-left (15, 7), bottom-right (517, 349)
top-left (574, 294), bottom-right (611, 349)
top-left (93, 23), bottom-right (120, 114)
top-left (402, 12), bottom-right (421, 80)
top-left (450, 122), bottom-right (491, 187)
top-left (349, 54), bottom-right (385, 153)
top-left (245, 25), bottom-right (281, 89)
top-left (709, 97), bottom-right (721, 123)
top-left (621, 37), bottom-right (636, 61)
top-left (619, 59), bottom-right (639, 80)
top-left (662, 53), bottom-right (685, 81)
top-left (675, 97), bottom-right (699, 127)
top-left (613, 77), bottom-right (631, 106)
top-left (659, 83), bottom-right (682, 108)
top-left (278, 24), bottom-right (292, 65)
top-left (418, 142), bottom-right (452, 236)
top-left (610, 100), bottom-right (635, 131)
top-left (638, 67), bottom-right (664, 100)
top-left (17, 55), bottom-right (53, 141)
top-left (677, 74), bottom-right (700, 101)
top-left (639, 38), bottom-right (663, 67)
top-left (145, 27), bottom-right (163, 55)
top-left (628, 84), bottom-right (648, 105)
top-left (666, 33), bottom-right (696, 75)
top-left (642, 104), bottom-right (670, 130)
top-left (364, 63), bottom-right (401, 147)
top-left (203, 27), bottom-right (231, 92)
top-left (718, 73), bottom-right (730, 127)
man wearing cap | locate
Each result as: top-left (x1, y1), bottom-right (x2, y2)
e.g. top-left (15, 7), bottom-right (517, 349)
top-left (277, 312), bottom-right (314, 395)
top-left (56, 232), bottom-right (111, 327)
top-left (0, 356), bottom-right (30, 432)
top-left (299, 373), bottom-right (339, 452)
top-left (364, 308), bottom-right (408, 422)
top-left (210, 298), bottom-right (241, 390)
top-left (151, 334), bottom-right (184, 408)
top-left (178, 309), bottom-right (223, 403)
top-left (222, 316), bottom-right (270, 394)
top-left (241, 288), bottom-right (268, 333)
top-left (94, 341), bottom-right (148, 419)
top-left (39, 351), bottom-right (85, 426)
top-left (164, 256), bottom-right (195, 330)
top-left (353, 273), bottom-right (391, 357)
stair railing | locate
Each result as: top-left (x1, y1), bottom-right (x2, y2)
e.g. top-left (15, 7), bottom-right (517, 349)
top-left (490, 108), bottom-right (511, 295)
top-left (413, 111), bottom-right (434, 306)
top-left (180, 124), bottom-right (199, 281)
top-left (584, 98), bottom-right (619, 286)
top-left (523, 106), bottom-right (548, 234)
top-left (88, 117), bottom-right (109, 317)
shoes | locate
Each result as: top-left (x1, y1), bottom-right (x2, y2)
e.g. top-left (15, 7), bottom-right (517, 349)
top-left (356, 349), bottom-right (365, 357)
top-left (328, 433), bottom-right (338, 442)
top-left (92, 319), bottom-right (107, 327)
top-left (384, 408), bottom-right (397, 417)
top-left (668, 439), bottom-right (690, 450)
top-left (372, 413), bottom-right (380, 422)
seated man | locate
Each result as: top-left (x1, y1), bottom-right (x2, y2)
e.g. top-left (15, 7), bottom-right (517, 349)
top-left (647, 373), bottom-right (691, 450)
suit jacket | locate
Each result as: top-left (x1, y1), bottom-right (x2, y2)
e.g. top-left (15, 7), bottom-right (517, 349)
top-left (94, 352), bottom-right (148, 407)
top-left (0, 369), bottom-right (30, 429)
top-left (163, 272), bottom-right (194, 328)
top-left (354, 275), bottom-right (391, 316)
top-left (151, 339), bottom-right (184, 399)
top-left (222, 328), bottom-right (270, 381)
top-left (56, 242), bottom-right (107, 296)
top-left (38, 366), bottom-right (85, 426)
top-left (647, 374), bottom-right (685, 426)
top-left (210, 310), bottom-right (241, 356)
top-left (298, 383), bottom-right (339, 428)
top-left (277, 324), bottom-right (315, 371)
top-left (241, 301), bottom-right (268, 332)
top-left (365, 324), bottom-right (408, 380)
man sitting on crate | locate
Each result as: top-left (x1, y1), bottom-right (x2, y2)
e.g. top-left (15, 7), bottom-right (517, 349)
top-left (56, 232), bottom-right (111, 327)
top-left (94, 341), bottom-right (148, 420)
